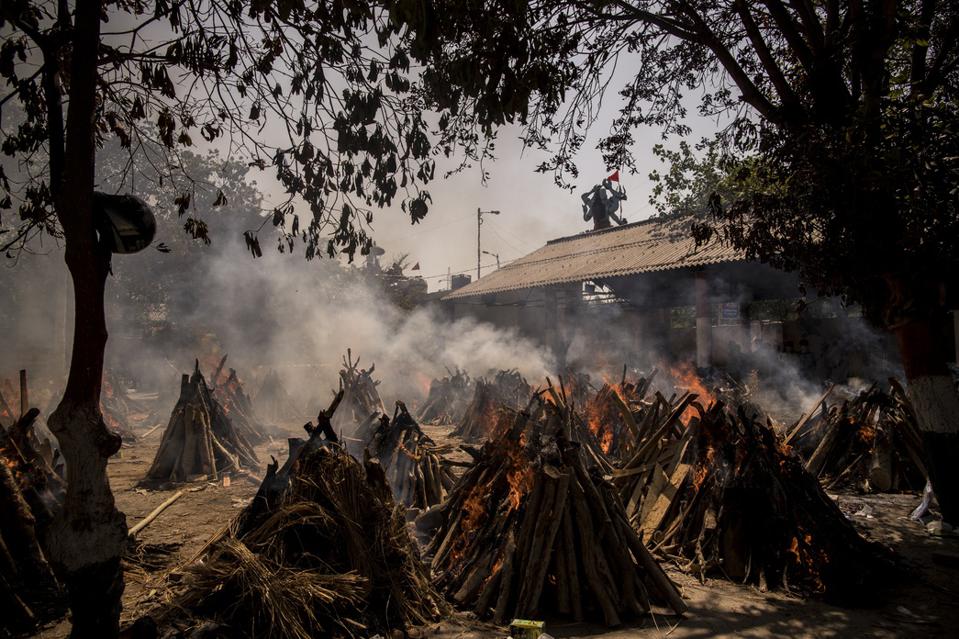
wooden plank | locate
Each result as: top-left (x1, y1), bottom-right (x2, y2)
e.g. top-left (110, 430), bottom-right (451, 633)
top-left (786, 384), bottom-right (834, 443)
top-left (636, 463), bottom-right (668, 525)
top-left (641, 463), bottom-right (691, 538)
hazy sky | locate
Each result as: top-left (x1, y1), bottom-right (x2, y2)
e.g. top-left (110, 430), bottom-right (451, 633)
top-left (254, 69), bottom-right (723, 292)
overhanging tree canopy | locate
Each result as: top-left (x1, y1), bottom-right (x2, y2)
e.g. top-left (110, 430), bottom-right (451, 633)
top-left (415, 0), bottom-right (959, 522)
top-left (0, 2), bottom-right (485, 636)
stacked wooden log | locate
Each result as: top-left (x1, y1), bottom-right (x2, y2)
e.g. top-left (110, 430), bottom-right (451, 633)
top-left (539, 377), bottom-right (614, 477)
top-left (153, 396), bottom-right (447, 638)
top-left (101, 370), bottom-right (151, 443)
top-left (0, 409), bottom-right (67, 633)
top-left (0, 407), bottom-right (65, 529)
top-left (417, 368), bottom-right (473, 425)
top-left (427, 392), bottom-right (687, 626)
top-left (141, 362), bottom-right (259, 486)
top-left (210, 358), bottom-right (269, 445)
top-left (610, 390), bottom-right (698, 526)
top-left (795, 380), bottom-right (926, 492)
top-left (618, 398), bottom-right (891, 603)
top-left (580, 369), bottom-right (661, 462)
top-left (333, 349), bottom-right (387, 444)
top-left (453, 369), bottom-right (531, 441)
top-left (0, 386), bottom-right (15, 428)
top-left (365, 401), bottom-right (457, 510)
top-left (254, 368), bottom-right (301, 423)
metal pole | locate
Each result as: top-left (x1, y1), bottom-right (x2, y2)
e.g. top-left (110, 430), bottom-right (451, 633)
top-left (476, 208), bottom-right (501, 280)
top-left (477, 207), bottom-right (481, 281)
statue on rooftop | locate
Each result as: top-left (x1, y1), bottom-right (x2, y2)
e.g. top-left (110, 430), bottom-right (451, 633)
top-left (582, 178), bottom-right (627, 230)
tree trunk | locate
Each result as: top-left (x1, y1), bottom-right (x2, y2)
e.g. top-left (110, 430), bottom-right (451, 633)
top-left (42, 1), bottom-right (128, 636)
top-left (893, 314), bottom-right (959, 525)
top-left (45, 256), bottom-right (127, 638)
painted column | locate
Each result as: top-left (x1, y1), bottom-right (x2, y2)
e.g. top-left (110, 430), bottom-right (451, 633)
top-left (695, 270), bottom-right (711, 368)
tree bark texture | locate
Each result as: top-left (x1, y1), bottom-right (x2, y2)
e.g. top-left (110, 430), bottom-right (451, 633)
top-left (43, 1), bottom-right (128, 637)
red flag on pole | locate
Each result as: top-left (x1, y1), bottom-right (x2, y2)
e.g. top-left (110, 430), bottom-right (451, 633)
top-left (607, 170), bottom-right (620, 182)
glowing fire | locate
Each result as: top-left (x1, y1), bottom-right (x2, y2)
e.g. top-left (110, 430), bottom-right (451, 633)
top-left (581, 380), bottom-right (626, 455)
top-left (505, 461), bottom-right (533, 513)
top-left (669, 362), bottom-right (716, 424)
top-left (414, 372), bottom-right (432, 397)
top-left (692, 445), bottom-right (716, 490)
top-left (461, 483), bottom-right (488, 534)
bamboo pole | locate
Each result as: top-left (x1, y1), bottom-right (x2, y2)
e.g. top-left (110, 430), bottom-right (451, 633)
top-left (129, 490), bottom-right (185, 537)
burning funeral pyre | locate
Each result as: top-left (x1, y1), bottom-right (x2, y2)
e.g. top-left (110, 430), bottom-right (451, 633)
top-left (0, 408), bottom-right (66, 633)
top-left (613, 391), bottom-right (891, 603)
top-left (578, 369), bottom-right (662, 462)
top-left (254, 368), bottom-right (301, 423)
top-left (453, 369), bottom-right (531, 441)
top-left (147, 394), bottom-right (447, 638)
top-left (141, 362), bottom-right (259, 485)
top-left (209, 356), bottom-right (270, 445)
top-left (417, 368), bottom-right (473, 425)
top-left (101, 371), bottom-right (144, 444)
top-left (790, 380), bottom-right (927, 492)
top-left (364, 401), bottom-right (458, 510)
top-left (425, 390), bottom-right (687, 626)
top-left (332, 349), bottom-right (386, 445)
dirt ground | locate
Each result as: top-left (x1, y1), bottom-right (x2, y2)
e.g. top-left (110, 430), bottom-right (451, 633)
top-left (35, 422), bottom-right (959, 639)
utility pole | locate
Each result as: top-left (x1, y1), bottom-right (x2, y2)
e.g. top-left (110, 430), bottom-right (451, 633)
top-left (482, 250), bottom-right (501, 270)
top-left (477, 207), bottom-right (500, 280)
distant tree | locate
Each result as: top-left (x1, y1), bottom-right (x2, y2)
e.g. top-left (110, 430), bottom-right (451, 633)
top-left (95, 140), bottom-right (266, 328)
top-left (418, 1), bottom-right (959, 524)
top-left (0, 1), bottom-right (459, 635)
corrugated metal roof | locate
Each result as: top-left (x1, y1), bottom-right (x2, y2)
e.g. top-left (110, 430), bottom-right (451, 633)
top-left (444, 215), bottom-right (743, 300)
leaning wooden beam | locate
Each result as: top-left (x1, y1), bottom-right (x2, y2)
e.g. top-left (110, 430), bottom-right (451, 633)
top-left (128, 490), bottom-right (185, 538)
top-left (140, 422), bottom-right (164, 439)
top-left (785, 384), bottom-right (834, 444)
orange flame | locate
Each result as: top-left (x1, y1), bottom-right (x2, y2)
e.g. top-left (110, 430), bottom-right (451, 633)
top-left (414, 372), bottom-right (432, 397)
top-left (669, 362), bottom-right (715, 424)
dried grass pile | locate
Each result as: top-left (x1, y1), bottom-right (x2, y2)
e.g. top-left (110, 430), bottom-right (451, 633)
top-left (150, 402), bottom-right (447, 638)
